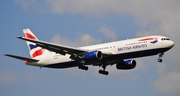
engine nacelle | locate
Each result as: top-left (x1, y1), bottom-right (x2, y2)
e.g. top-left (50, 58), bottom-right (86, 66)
top-left (116, 60), bottom-right (136, 70)
top-left (83, 50), bottom-right (103, 60)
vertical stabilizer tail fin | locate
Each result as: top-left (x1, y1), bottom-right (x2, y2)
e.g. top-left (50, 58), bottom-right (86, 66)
top-left (23, 29), bottom-right (44, 59)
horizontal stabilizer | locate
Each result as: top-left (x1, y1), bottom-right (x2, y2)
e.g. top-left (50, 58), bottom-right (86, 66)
top-left (4, 54), bottom-right (39, 62)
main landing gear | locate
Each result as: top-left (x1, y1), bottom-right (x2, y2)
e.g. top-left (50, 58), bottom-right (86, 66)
top-left (77, 60), bottom-right (88, 71)
top-left (78, 65), bottom-right (88, 71)
top-left (99, 65), bottom-right (109, 75)
top-left (157, 53), bottom-right (164, 63)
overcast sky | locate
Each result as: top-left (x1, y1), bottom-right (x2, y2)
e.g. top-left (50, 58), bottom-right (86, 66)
top-left (1, 0), bottom-right (180, 96)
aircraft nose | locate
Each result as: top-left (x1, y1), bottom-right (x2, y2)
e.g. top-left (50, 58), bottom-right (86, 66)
top-left (168, 40), bottom-right (175, 48)
top-left (162, 40), bottom-right (174, 49)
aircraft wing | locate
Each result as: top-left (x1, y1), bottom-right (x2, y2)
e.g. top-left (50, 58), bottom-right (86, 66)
top-left (17, 36), bottom-right (112, 60)
top-left (5, 54), bottom-right (39, 62)
top-left (17, 36), bottom-right (90, 55)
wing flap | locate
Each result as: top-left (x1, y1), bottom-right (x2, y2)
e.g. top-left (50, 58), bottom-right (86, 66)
top-left (5, 54), bottom-right (39, 62)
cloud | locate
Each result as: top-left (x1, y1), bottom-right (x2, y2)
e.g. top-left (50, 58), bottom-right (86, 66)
top-left (16, 0), bottom-right (180, 27)
top-left (152, 71), bottom-right (180, 95)
top-left (0, 70), bottom-right (35, 85)
top-left (15, 0), bottom-right (33, 10)
top-left (51, 26), bottom-right (117, 47)
top-left (15, 0), bottom-right (50, 13)
top-left (51, 33), bottom-right (101, 47)
top-left (32, 0), bottom-right (177, 25)
top-left (100, 26), bottom-right (117, 41)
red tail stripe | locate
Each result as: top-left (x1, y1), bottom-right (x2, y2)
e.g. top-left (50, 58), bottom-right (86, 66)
top-left (25, 33), bottom-right (37, 40)
top-left (32, 49), bottom-right (43, 58)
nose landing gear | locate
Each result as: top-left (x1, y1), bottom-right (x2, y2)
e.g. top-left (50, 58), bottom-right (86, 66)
top-left (157, 53), bottom-right (164, 63)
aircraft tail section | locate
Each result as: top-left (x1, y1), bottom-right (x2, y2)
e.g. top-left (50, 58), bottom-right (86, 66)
top-left (23, 29), bottom-right (44, 59)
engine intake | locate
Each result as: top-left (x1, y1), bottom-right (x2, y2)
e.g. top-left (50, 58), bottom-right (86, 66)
top-left (83, 50), bottom-right (103, 60)
top-left (116, 60), bottom-right (136, 69)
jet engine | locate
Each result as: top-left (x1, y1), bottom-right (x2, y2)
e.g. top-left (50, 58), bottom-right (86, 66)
top-left (83, 50), bottom-right (103, 60)
top-left (116, 60), bottom-right (136, 69)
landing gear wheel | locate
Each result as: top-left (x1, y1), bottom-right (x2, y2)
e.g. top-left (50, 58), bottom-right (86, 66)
top-left (158, 59), bottom-right (163, 63)
top-left (84, 66), bottom-right (88, 70)
top-left (104, 71), bottom-right (109, 75)
top-left (99, 70), bottom-right (103, 74)
top-left (99, 70), bottom-right (109, 75)
top-left (78, 66), bottom-right (88, 71)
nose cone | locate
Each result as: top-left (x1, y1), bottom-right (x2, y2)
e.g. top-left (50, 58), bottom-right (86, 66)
top-left (165, 40), bottom-right (175, 48)
top-left (169, 40), bottom-right (175, 48)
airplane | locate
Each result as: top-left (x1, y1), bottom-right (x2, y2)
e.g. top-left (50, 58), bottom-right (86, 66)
top-left (5, 29), bottom-right (174, 75)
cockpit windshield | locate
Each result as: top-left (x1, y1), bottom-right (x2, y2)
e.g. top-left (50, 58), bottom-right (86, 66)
top-left (161, 38), bottom-right (170, 40)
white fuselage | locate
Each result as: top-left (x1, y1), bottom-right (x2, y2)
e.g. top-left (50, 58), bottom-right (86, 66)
top-left (29, 35), bottom-right (174, 68)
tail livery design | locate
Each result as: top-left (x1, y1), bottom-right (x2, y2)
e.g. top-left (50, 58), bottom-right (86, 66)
top-left (23, 29), bottom-right (44, 59)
